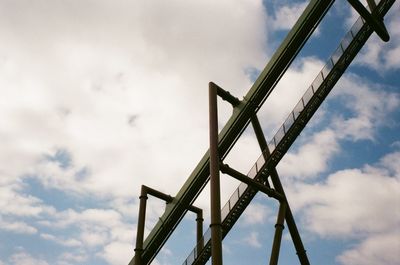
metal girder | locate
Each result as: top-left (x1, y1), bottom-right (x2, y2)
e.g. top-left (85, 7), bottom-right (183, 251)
top-left (219, 163), bottom-right (283, 201)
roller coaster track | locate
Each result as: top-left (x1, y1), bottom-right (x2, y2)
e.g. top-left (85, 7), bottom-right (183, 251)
top-left (129, 0), bottom-right (395, 264)
top-left (181, 0), bottom-right (395, 263)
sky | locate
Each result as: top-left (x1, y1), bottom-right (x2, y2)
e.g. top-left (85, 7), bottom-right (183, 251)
top-left (0, 0), bottom-right (399, 265)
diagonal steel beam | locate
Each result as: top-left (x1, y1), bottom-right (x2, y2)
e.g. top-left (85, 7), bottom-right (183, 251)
top-left (251, 115), bottom-right (310, 265)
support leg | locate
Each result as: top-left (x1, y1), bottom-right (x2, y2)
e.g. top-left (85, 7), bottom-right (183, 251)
top-left (209, 82), bottom-right (223, 265)
top-left (134, 186), bottom-right (148, 265)
top-left (269, 202), bottom-right (286, 265)
top-left (251, 115), bottom-right (310, 265)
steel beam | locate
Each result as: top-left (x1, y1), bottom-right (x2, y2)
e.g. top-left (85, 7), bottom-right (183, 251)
top-left (211, 82), bottom-right (241, 107)
top-left (219, 163), bottom-right (283, 201)
top-left (209, 82), bottom-right (223, 265)
top-left (269, 202), bottom-right (286, 265)
top-left (250, 115), bottom-right (310, 265)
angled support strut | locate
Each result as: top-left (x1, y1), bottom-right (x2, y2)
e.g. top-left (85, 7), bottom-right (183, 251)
top-left (219, 163), bottom-right (283, 201)
top-left (250, 115), bottom-right (310, 265)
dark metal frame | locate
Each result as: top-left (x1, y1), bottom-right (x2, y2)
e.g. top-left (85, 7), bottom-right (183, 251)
top-left (129, 0), bottom-right (394, 264)
top-left (129, 2), bottom-right (336, 263)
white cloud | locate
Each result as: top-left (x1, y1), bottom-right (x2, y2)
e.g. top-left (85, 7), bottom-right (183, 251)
top-left (296, 167), bottom-right (399, 237)
top-left (337, 232), bottom-right (400, 265)
top-left (286, 150), bottom-right (400, 264)
top-left (278, 129), bottom-right (339, 179)
top-left (0, 184), bottom-right (53, 217)
top-left (9, 251), bottom-right (49, 265)
top-left (0, 0), bottom-right (269, 209)
top-left (354, 1), bottom-right (400, 71)
top-left (243, 231), bottom-right (262, 248)
top-left (270, 1), bottom-right (308, 31)
top-left (332, 74), bottom-right (399, 141)
top-left (241, 202), bottom-right (273, 226)
top-left (380, 151), bottom-right (400, 176)
top-left (58, 252), bottom-right (88, 264)
top-left (40, 233), bottom-right (83, 248)
top-left (0, 219), bottom-right (37, 234)
top-left (80, 229), bottom-right (109, 247)
top-left (36, 206), bottom-right (135, 264)
top-left (100, 241), bottom-right (134, 265)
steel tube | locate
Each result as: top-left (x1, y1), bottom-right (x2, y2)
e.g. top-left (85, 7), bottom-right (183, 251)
top-left (251, 115), bottom-right (310, 265)
top-left (209, 82), bottom-right (223, 265)
top-left (196, 213), bottom-right (204, 255)
top-left (134, 186), bottom-right (148, 265)
top-left (219, 163), bottom-right (283, 201)
top-left (211, 82), bottom-right (240, 107)
top-left (268, 162), bottom-right (309, 264)
top-left (144, 185), bottom-right (173, 203)
top-left (188, 204), bottom-right (204, 254)
top-left (269, 202), bottom-right (287, 265)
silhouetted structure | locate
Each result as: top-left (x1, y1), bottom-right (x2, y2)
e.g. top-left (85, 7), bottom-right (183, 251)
top-left (129, 0), bottom-right (394, 264)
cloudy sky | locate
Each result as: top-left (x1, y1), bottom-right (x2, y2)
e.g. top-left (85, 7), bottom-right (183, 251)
top-left (0, 0), bottom-right (399, 264)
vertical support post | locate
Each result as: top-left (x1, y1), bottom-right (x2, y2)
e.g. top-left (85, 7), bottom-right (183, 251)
top-left (134, 186), bottom-right (148, 265)
top-left (196, 213), bottom-right (204, 255)
top-left (209, 82), bottom-right (223, 265)
top-left (251, 115), bottom-right (310, 265)
top-left (269, 202), bottom-right (287, 265)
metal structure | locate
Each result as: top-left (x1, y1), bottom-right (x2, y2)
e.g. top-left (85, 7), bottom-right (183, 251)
top-left (129, 0), bottom-right (395, 264)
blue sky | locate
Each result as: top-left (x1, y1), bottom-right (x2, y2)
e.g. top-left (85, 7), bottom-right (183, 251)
top-left (0, 0), bottom-right (399, 265)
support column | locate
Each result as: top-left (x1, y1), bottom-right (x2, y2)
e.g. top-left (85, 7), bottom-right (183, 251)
top-left (269, 202), bottom-right (286, 265)
top-left (209, 82), bottom-right (223, 265)
top-left (196, 213), bottom-right (204, 255)
top-left (134, 186), bottom-right (148, 265)
top-left (251, 115), bottom-right (310, 265)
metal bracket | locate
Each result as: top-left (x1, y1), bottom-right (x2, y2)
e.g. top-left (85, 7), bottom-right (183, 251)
top-left (210, 82), bottom-right (241, 107)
